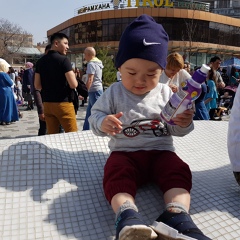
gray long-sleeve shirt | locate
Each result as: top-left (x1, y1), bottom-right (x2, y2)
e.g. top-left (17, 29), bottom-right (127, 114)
top-left (89, 82), bottom-right (194, 152)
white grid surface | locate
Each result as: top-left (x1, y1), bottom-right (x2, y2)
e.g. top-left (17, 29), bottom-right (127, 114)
top-left (0, 121), bottom-right (239, 240)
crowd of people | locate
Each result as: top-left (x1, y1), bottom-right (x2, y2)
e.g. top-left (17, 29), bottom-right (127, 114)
top-left (1, 40), bottom-right (236, 131)
top-left (0, 34), bottom-right (92, 133)
top-left (160, 53), bottom-right (238, 122)
top-left (202, 57), bottom-right (238, 120)
top-left (0, 58), bottom-right (40, 126)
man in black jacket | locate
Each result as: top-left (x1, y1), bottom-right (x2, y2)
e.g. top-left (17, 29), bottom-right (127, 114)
top-left (34, 33), bottom-right (78, 134)
top-left (34, 44), bottom-right (62, 135)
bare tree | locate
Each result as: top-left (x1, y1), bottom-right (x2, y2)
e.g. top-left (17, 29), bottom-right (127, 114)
top-left (181, 9), bottom-right (199, 62)
top-left (0, 18), bottom-right (31, 62)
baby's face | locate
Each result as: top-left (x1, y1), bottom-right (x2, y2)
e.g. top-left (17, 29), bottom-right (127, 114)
top-left (119, 58), bottom-right (163, 95)
top-left (165, 67), bottom-right (181, 78)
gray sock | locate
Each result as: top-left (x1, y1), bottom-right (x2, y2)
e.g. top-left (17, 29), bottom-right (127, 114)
top-left (115, 200), bottom-right (138, 222)
top-left (165, 202), bottom-right (188, 214)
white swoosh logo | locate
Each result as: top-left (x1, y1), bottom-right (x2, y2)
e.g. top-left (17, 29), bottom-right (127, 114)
top-left (143, 38), bottom-right (161, 46)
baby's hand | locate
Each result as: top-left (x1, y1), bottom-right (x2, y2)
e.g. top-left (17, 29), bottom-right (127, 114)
top-left (101, 112), bottom-right (123, 136)
top-left (169, 84), bottom-right (178, 93)
top-left (172, 109), bottom-right (194, 127)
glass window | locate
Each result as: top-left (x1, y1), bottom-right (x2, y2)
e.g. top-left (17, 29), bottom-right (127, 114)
top-left (68, 17), bottom-right (240, 48)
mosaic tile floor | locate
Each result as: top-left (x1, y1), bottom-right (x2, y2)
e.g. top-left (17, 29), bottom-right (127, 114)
top-left (0, 121), bottom-right (239, 240)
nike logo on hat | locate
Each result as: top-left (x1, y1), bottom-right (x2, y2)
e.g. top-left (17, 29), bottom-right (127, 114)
top-left (143, 39), bottom-right (161, 46)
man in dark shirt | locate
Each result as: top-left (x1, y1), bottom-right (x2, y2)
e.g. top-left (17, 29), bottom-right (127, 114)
top-left (34, 33), bottom-right (78, 134)
top-left (209, 56), bottom-right (225, 89)
top-left (34, 44), bottom-right (50, 136)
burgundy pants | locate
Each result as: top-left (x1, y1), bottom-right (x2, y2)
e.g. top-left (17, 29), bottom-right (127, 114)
top-left (103, 150), bottom-right (192, 204)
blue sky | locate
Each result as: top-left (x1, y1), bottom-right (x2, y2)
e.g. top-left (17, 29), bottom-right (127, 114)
top-left (0, 0), bottom-right (99, 44)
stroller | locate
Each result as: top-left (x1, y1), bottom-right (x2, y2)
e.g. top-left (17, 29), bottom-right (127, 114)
top-left (218, 86), bottom-right (237, 115)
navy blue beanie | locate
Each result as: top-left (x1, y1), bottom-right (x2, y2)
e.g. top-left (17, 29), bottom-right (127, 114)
top-left (115, 14), bottom-right (169, 69)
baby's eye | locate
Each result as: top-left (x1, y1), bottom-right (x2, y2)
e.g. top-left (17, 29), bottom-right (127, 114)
top-left (128, 72), bottom-right (136, 75)
top-left (147, 73), bottom-right (157, 77)
top-left (147, 74), bottom-right (155, 76)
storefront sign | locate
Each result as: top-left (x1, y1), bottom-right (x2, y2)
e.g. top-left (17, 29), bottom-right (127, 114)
top-left (77, 0), bottom-right (209, 14)
top-left (127, 0), bottom-right (173, 7)
top-left (78, 3), bottom-right (111, 14)
top-left (175, 1), bottom-right (209, 11)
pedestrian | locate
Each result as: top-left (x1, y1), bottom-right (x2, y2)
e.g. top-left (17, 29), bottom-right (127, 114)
top-left (159, 52), bottom-right (191, 93)
top-left (34, 44), bottom-right (65, 135)
top-left (183, 61), bottom-right (191, 73)
top-left (230, 66), bottom-right (239, 87)
top-left (221, 68), bottom-right (229, 86)
top-left (34, 32), bottom-right (78, 134)
top-left (22, 62), bottom-right (34, 110)
top-left (34, 44), bottom-right (51, 136)
top-left (89, 14), bottom-right (211, 240)
top-left (79, 66), bottom-right (88, 107)
top-left (0, 59), bottom-right (19, 125)
top-left (82, 47), bottom-right (104, 130)
top-left (209, 56), bottom-right (225, 89)
top-left (15, 76), bottom-right (24, 104)
top-left (204, 68), bottom-right (220, 121)
top-left (192, 67), bottom-right (210, 120)
top-left (9, 67), bottom-right (16, 83)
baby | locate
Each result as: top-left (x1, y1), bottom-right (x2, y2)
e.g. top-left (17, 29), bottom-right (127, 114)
top-left (89, 14), bottom-right (211, 240)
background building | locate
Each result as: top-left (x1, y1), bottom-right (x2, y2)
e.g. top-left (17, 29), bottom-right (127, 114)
top-left (47, 0), bottom-right (240, 70)
top-left (7, 33), bottom-right (42, 70)
top-left (0, 31), bottom-right (42, 70)
top-left (0, 17), bottom-right (44, 70)
top-left (201, 0), bottom-right (240, 18)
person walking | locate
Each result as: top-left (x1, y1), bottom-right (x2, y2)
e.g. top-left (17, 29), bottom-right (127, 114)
top-left (209, 56), bottom-right (225, 89)
top-left (9, 67), bottom-right (16, 83)
top-left (82, 47), bottom-right (104, 130)
top-left (15, 76), bottom-right (24, 104)
top-left (22, 62), bottom-right (34, 110)
top-left (204, 69), bottom-right (220, 121)
top-left (75, 68), bottom-right (88, 107)
top-left (192, 67), bottom-right (210, 120)
top-left (34, 44), bottom-right (51, 136)
top-left (0, 59), bottom-right (19, 125)
top-left (34, 32), bottom-right (78, 134)
top-left (230, 66), bottom-right (239, 87)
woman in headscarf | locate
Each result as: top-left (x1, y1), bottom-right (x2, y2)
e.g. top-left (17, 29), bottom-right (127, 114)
top-left (0, 59), bottom-right (19, 125)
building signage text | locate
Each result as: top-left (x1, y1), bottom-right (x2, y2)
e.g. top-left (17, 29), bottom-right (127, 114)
top-left (175, 1), bottom-right (209, 11)
top-left (127, 0), bottom-right (173, 8)
top-left (78, 3), bottom-right (111, 14)
top-left (77, 0), bottom-right (210, 15)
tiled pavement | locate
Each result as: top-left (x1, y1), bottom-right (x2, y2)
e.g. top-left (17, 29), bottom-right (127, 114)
top-left (0, 106), bottom-right (239, 240)
top-left (0, 104), bottom-right (87, 139)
